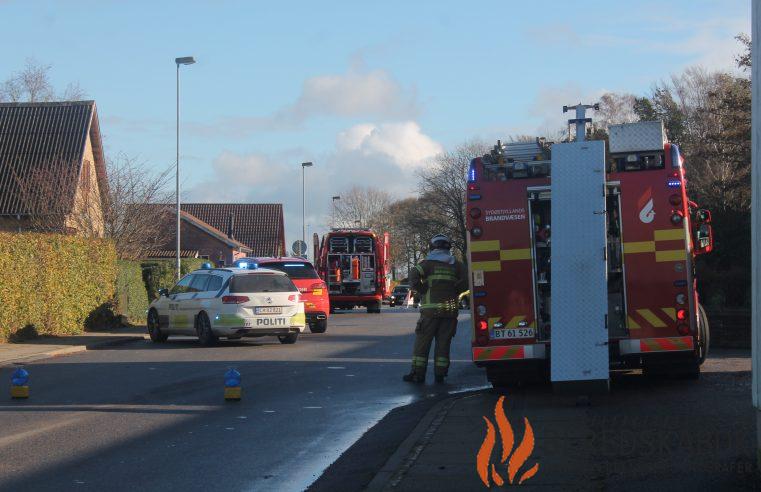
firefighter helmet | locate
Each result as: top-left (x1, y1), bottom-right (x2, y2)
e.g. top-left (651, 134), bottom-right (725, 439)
top-left (429, 234), bottom-right (451, 251)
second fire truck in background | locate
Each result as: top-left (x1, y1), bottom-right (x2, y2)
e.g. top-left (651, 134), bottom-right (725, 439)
top-left (314, 228), bottom-right (390, 313)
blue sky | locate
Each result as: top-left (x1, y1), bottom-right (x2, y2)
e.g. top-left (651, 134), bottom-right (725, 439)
top-left (0, 0), bottom-right (751, 250)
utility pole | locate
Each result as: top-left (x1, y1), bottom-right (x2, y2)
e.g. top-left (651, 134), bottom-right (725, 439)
top-left (175, 56), bottom-right (195, 280)
top-left (751, 0), bottom-right (761, 471)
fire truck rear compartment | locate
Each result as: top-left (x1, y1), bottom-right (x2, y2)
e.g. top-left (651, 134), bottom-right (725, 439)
top-left (528, 186), bottom-right (628, 343)
top-left (326, 235), bottom-right (376, 296)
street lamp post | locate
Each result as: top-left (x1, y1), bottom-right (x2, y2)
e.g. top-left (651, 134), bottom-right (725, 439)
top-left (301, 162), bottom-right (313, 255)
top-left (175, 56), bottom-right (195, 280)
top-left (332, 195), bottom-right (340, 228)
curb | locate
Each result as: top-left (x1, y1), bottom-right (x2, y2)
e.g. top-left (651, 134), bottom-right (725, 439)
top-left (0, 334), bottom-right (147, 368)
top-left (365, 393), bottom-right (463, 491)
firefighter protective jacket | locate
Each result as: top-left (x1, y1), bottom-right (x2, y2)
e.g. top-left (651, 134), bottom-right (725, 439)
top-left (409, 256), bottom-right (467, 318)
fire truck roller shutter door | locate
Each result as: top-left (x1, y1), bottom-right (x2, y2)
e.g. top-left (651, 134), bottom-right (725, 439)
top-left (549, 139), bottom-right (609, 391)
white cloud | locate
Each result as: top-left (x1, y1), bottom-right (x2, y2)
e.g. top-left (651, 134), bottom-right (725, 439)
top-left (336, 121), bottom-right (443, 168)
top-left (186, 120), bottom-right (443, 247)
top-left (185, 62), bottom-right (419, 138)
top-left (284, 68), bottom-right (418, 121)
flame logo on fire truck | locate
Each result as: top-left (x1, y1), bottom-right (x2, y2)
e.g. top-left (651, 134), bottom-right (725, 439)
top-left (638, 188), bottom-right (655, 224)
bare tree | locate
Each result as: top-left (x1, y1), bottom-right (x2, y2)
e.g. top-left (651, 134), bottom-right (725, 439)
top-left (104, 155), bottom-right (175, 259)
top-left (595, 92), bottom-right (639, 131)
top-left (0, 58), bottom-right (86, 102)
top-left (416, 139), bottom-right (490, 260)
top-left (333, 186), bottom-right (393, 231)
top-left (14, 154), bottom-right (174, 259)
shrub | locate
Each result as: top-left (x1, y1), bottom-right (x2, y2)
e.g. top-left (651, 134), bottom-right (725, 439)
top-left (141, 258), bottom-right (208, 301)
top-left (0, 233), bottom-right (117, 342)
top-left (115, 260), bottom-right (149, 323)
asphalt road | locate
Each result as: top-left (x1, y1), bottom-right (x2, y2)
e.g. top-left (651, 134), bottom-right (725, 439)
top-left (0, 308), bottom-right (486, 492)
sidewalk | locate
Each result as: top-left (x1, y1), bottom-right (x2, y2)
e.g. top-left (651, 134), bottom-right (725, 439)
top-left (0, 325), bottom-right (147, 367)
top-left (368, 350), bottom-right (758, 491)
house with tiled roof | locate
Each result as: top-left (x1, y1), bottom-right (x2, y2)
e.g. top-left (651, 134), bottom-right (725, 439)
top-left (180, 203), bottom-right (286, 258)
top-left (0, 101), bottom-right (107, 236)
top-left (145, 208), bottom-right (253, 266)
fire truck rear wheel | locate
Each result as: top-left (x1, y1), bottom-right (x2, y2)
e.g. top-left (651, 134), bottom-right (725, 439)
top-left (367, 302), bottom-right (381, 314)
top-left (697, 303), bottom-right (710, 365)
top-left (309, 319), bottom-right (327, 334)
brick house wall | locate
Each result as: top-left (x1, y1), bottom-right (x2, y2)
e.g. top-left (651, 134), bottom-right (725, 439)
top-left (178, 222), bottom-right (244, 266)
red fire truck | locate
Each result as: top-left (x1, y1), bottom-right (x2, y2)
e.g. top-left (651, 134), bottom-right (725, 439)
top-left (465, 105), bottom-right (714, 391)
top-left (314, 228), bottom-right (390, 313)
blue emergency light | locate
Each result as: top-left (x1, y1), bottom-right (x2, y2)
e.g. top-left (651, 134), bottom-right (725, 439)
top-left (468, 161), bottom-right (477, 182)
top-left (667, 179), bottom-right (681, 188)
top-left (236, 261), bottom-right (258, 270)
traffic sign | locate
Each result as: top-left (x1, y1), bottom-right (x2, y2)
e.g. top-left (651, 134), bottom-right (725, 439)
top-left (292, 240), bottom-right (307, 256)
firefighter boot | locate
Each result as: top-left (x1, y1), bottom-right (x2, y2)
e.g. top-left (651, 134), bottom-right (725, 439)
top-left (402, 371), bottom-right (425, 383)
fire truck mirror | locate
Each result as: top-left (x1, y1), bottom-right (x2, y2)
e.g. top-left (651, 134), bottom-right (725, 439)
top-left (695, 223), bottom-right (713, 255)
top-left (696, 209), bottom-right (712, 224)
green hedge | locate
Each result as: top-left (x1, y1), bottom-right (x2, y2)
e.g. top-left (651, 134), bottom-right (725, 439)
top-left (141, 258), bottom-right (208, 301)
top-left (115, 260), bottom-right (149, 323)
top-left (0, 232), bottom-right (117, 342)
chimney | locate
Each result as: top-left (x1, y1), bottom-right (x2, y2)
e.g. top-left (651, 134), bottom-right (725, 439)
top-left (227, 213), bottom-right (235, 240)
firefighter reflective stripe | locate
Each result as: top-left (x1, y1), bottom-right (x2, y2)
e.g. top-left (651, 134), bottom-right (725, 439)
top-left (412, 355), bottom-right (428, 367)
top-left (415, 264), bottom-right (425, 277)
top-left (506, 315), bottom-right (526, 328)
top-left (435, 356), bottom-right (449, 367)
top-left (636, 309), bottom-right (667, 328)
top-left (428, 273), bottom-right (457, 281)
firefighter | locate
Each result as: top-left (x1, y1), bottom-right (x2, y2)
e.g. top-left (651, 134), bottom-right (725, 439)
top-left (403, 234), bottom-right (467, 383)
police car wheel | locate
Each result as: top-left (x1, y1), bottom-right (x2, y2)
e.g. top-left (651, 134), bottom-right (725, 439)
top-left (309, 320), bottom-right (327, 334)
top-left (196, 312), bottom-right (217, 347)
top-left (147, 309), bottom-right (168, 343)
top-left (278, 333), bottom-right (299, 344)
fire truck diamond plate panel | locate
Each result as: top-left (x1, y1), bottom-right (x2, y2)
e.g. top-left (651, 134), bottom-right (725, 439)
top-left (608, 121), bottom-right (667, 153)
top-left (550, 140), bottom-right (609, 383)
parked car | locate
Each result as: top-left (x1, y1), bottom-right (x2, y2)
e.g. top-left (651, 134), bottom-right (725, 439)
top-left (389, 285), bottom-right (410, 307)
top-left (234, 257), bottom-right (329, 333)
top-left (147, 264), bottom-right (306, 345)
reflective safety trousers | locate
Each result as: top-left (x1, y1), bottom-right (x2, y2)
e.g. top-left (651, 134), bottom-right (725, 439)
top-left (409, 258), bottom-right (467, 318)
top-left (411, 317), bottom-right (458, 377)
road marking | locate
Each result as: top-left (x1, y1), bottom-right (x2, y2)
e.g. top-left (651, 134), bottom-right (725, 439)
top-left (303, 406), bottom-right (323, 409)
top-left (327, 366), bottom-right (345, 369)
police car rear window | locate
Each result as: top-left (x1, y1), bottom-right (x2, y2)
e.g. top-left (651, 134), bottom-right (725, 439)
top-left (229, 274), bottom-right (297, 293)
top-left (260, 262), bottom-right (319, 279)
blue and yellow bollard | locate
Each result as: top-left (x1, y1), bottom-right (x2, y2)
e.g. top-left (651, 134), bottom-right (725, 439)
top-left (11, 368), bottom-right (29, 399)
top-left (224, 368), bottom-right (241, 401)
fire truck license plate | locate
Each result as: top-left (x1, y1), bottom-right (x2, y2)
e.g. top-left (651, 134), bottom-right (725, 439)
top-left (491, 328), bottom-right (534, 339)
top-left (255, 306), bottom-right (282, 315)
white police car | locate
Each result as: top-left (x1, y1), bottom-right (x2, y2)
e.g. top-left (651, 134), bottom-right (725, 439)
top-left (146, 263), bottom-right (306, 346)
